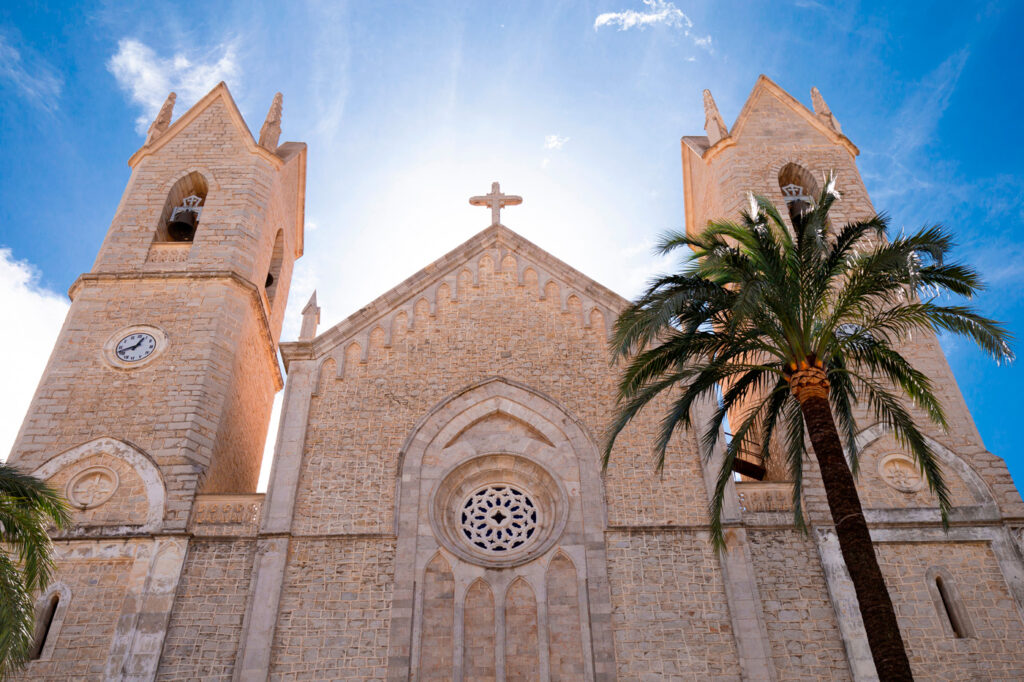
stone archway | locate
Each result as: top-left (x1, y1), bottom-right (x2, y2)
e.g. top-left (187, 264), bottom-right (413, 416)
top-left (387, 377), bottom-right (615, 681)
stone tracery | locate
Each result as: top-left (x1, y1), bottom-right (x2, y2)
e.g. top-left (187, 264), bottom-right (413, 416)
top-left (460, 484), bottom-right (539, 553)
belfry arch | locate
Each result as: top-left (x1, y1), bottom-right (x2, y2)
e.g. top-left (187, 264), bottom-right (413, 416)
top-left (387, 377), bottom-right (615, 681)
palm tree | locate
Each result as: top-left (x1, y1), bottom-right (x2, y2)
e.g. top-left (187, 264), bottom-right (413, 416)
top-left (0, 464), bottom-right (70, 677)
top-left (602, 177), bottom-right (1013, 681)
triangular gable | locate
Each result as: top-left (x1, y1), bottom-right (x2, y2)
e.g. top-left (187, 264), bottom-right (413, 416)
top-left (128, 82), bottom-right (282, 168)
top-left (282, 224), bottom-right (628, 366)
top-left (726, 75), bottom-right (858, 157)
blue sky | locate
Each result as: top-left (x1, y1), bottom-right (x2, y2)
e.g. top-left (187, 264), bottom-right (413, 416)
top-left (1, 0), bottom-right (1022, 491)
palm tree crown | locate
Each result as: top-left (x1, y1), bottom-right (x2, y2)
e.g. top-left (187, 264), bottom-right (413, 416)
top-left (603, 177), bottom-right (1013, 545)
top-left (0, 464), bottom-right (70, 676)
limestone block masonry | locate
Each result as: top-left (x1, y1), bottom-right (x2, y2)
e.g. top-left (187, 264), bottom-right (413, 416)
top-left (8, 76), bottom-right (1024, 681)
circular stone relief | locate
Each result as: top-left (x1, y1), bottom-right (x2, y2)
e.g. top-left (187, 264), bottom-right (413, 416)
top-left (877, 453), bottom-right (925, 494)
top-left (66, 466), bottom-right (120, 509)
top-left (430, 454), bottom-right (568, 568)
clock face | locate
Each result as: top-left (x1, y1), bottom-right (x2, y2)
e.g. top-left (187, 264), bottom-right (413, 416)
top-left (115, 333), bottom-right (157, 362)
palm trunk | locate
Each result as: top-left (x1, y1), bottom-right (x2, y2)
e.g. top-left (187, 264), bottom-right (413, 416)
top-left (799, 392), bottom-right (914, 681)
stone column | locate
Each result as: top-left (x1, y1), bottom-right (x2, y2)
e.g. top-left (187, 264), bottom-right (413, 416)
top-left (692, 398), bottom-right (776, 681)
top-left (813, 527), bottom-right (878, 681)
top-left (234, 358), bottom-right (316, 681)
top-left (103, 536), bottom-right (188, 681)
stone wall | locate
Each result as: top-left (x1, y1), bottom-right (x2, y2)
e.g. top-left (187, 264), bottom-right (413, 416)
top-left (876, 541), bottom-right (1024, 680)
top-left (22, 555), bottom-right (133, 680)
top-left (747, 530), bottom-right (851, 680)
top-left (156, 539), bottom-right (257, 681)
top-left (269, 538), bottom-right (396, 679)
top-left (606, 530), bottom-right (741, 679)
top-left (290, 237), bottom-right (711, 539)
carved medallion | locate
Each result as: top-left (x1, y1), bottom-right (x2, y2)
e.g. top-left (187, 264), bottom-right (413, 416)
top-left (877, 453), bottom-right (924, 494)
top-left (66, 466), bottom-right (119, 509)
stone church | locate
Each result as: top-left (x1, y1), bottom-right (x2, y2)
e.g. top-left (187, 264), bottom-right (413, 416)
top-left (7, 75), bottom-right (1024, 681)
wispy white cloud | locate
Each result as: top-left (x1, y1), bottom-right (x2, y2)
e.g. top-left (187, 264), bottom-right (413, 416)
top-left (0, 249), bottom-right (69, 462)
top-left (889, 48), bottom-right (968, 160)
top-left (863, 48), bottom-right (981, 218)
top-left (544, 133), bottom-right (569, 150)
top-left (107, 38), bottom-right (240, 134)
top-left (594, 1), bottom-right (712, 51)
top-left (0, 33), bottom-right (62, 112)
top-left (692, 35), bottom-right (712, 50)
top-left (595, 0), bottom-right (691, 31)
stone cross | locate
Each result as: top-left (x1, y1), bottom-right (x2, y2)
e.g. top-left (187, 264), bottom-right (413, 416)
top-left (469, 181), bottom-right (522, 226)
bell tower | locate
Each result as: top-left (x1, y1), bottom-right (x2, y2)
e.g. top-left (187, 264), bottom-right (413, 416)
top-left (680, 76), bottom-right (1003, 482)
top-left (681, 76), bottom-right (1004, 480)
top-left (8, 82), bottom-right (306, 516)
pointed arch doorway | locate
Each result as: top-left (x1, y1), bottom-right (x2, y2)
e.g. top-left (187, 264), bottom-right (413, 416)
top-left (386, 378), bottom-right (615, 681)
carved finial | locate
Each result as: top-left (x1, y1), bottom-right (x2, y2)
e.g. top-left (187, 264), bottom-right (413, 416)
top-left (258, 92), bottom-right (283, 151)
top-left (811, 87), bottom-right (842, 134)
top-left (299, 291), bottom-right (320, 340)
top-left (702, 89), bottom-right (729, 146)
top-left (146, 92), bottom-right (176, 144)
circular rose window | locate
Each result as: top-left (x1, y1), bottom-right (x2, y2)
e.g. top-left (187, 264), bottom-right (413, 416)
top-left (461, 485), bottom-right (539, 553)
top-left (430, 454), bottom-right (567, 568)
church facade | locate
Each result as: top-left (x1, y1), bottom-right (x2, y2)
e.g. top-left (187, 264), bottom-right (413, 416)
top-left (8, 76), bottom-right (1024, 681)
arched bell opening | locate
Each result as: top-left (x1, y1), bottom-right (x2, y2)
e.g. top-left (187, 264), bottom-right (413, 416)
top-left (155, 171), bottom-right (209, 243)
top-left (777, 162), bottom-right (820, 228)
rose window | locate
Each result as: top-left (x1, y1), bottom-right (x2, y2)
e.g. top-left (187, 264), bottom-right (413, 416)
top-left (461, 485), bottom-right (538, 553)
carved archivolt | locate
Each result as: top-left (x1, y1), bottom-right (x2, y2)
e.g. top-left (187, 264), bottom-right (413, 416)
top-left (32, 436), bottom-right (166, 533)
top-left (387, 378), bottom-right (615, 681)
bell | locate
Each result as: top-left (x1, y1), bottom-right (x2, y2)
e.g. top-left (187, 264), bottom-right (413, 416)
top-left (265, 272), bottom-right (275, 288)
top-left (731, 457), bottom-right (766, 481)
top-left (168, 209), bottom-right (197, 241)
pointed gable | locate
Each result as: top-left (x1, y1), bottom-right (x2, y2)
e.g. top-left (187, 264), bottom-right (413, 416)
top-left (727, 75), bottom-right (858, 157)
top-left (128, 82), bottom-right (283, 168)
top-left (280, 225), bottom-right (626, 368)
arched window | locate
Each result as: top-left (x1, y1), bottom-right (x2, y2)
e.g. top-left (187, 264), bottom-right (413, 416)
top-left (265, 230), bottom-right (284, 304)
top-left (777, 163), bottom-right (819, 226)
top-left (30, 592), bottom-right (60, 660)
top-left (926, 567), bottom-right (973, 638)
top-left (156, 171), bottom-right (208, 242)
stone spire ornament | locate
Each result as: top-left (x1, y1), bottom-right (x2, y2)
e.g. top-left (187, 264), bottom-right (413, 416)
top-left (469, 182), bottom-right (522, 226)
top-left (811, 86), bottom-right (842, 134)
top-left (703, 89), bottom-right (729, 146)
top-left (146, 92), bottom-right (176, 144)
top-left (299, 291), bottom-right (320, 341)
top-left (258, 92), bottom-right (283, 151)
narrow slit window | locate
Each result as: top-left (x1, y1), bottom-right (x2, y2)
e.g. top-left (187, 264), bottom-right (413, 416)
top-left (266, 230), bottom-right (284, 305)
top-left (30, 593), bottom-right (60, 660)
top-left (936, 576), bottom-right (966, 638)
top-left (928, 568), bottom-right (973, 639)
